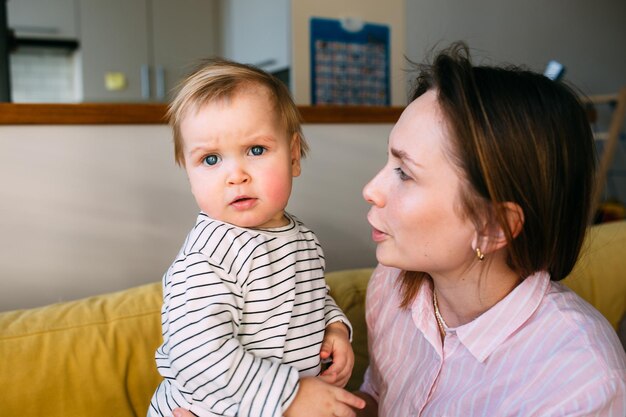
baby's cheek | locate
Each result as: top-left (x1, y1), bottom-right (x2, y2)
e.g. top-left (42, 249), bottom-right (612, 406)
top-left (264, 172), bottom-right (293, 204)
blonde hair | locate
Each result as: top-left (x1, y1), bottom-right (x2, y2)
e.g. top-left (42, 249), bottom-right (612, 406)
top-left (168, 58), bottom-right (308, 166)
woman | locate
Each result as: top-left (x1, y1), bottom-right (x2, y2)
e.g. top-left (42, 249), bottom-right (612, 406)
top-left (355, 44), bottom-right (626, 416)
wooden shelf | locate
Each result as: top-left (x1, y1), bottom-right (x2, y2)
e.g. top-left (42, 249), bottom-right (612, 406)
top-left (0, 103), bottom-right (404, 125)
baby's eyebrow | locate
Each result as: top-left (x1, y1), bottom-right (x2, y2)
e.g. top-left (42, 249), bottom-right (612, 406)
top-left (188, 145), bottom-right (204, 155)
top-left (187, 145), bottom-right (214, 158)
top-left (247, 134), bottom-right (278, 145)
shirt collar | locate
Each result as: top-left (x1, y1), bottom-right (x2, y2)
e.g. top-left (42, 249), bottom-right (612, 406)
top-left (410, 280), bottom-right (443, 356)
top-left (410, 271), bottom-right (550, 362)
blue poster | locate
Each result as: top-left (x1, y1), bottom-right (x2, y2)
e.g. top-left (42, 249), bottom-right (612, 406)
top-left (310, 17), bottom-right (390, 106)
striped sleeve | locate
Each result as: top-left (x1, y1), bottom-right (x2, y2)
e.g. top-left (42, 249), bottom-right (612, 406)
top-left (165, 252), bottom-right (300, 417)
top-left (323, 291), bottom-right (353, 341)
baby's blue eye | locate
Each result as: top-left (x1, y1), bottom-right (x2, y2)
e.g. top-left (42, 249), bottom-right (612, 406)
top-left (203, 155), bottom-right (220, 166)
top-left (250, 146), bottom-right (265, 156)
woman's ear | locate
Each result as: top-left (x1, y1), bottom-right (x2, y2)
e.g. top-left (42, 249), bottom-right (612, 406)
top-left (476, 202), bottom-right (525, 254)
top-left (501, 201), bottom-right (524, 239)
top-left (489, 201), bottom-right (524, 249)
top-left (290, 133), bottom-right (302, 177)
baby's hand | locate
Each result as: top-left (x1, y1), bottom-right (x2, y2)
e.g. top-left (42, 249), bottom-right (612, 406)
top-left (284, 376), bottom-right (365, 417)
top-left (319, 321), bottom-right (354, 388)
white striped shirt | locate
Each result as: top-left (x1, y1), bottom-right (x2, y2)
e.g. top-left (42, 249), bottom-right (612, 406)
top-left (149, 212), bottom-right (349, 417)
top-left (361, 265), bottom-right (626, 417)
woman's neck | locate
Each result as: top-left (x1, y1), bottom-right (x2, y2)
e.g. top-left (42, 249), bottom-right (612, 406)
top-left (431, 253), bottom-right (522, 328)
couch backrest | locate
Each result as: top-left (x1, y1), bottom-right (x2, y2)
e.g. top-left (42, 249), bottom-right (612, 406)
top-left (0, 282), bottom-right (163, 417)
top-left (562, 220), bottom-right (626, 329)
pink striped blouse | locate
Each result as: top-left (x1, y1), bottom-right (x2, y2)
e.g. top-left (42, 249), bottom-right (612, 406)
top-left (360, 265), bottom-right (626, 416)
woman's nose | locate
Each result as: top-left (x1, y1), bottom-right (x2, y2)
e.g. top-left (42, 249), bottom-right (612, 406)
top-left (363, 170), bottom-right (385, 207)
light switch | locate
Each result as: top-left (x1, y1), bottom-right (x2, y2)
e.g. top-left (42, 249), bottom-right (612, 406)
top-left (105, 72), bottom-right (127, 91)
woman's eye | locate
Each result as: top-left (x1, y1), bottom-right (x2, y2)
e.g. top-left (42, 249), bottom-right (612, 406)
top-left (250, 146), bottom-right (265, 156)
top-left (203, 155), bottom-right (220, 166)
top-left (394, 167), bottom-right (411, 181)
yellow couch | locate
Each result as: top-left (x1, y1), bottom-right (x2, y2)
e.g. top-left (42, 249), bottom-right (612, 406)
top-left (1, 221), bottom-right (625, 417)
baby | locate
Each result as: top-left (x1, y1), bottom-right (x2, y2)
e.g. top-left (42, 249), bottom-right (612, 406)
top-left (148, 59), bottom-right (357, 417)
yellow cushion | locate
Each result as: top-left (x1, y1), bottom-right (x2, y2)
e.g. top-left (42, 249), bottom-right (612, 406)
top-left (326, 267), bottom-right (373, 392)
top-left (0, 282), bottom-right (163, 417)
top-left (562, 220), bottom-right (626, 330)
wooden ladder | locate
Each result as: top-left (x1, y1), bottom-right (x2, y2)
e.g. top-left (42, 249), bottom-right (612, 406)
top-left (584, 87), bottom-right (626, 214)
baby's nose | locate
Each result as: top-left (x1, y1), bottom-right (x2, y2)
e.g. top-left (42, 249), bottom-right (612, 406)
top-left (227, 163), bottom-right (250, 185)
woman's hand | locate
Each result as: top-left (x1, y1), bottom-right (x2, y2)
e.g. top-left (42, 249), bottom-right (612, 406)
top-left (171, 378), bottom-right (366, 417)
top-left (171, 409), bottom-right (193, 417)
top-left (352, 391), bottom-right (379, 417)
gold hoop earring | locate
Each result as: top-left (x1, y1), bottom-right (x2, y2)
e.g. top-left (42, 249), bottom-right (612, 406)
top-left (475, 247), bottom-right (485, 261)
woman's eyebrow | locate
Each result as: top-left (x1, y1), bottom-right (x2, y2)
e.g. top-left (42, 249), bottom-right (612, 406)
top-left (390, 147), bottom-right (422, 168)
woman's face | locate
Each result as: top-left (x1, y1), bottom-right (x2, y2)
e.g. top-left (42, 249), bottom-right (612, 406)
top-left (363, 90), bottom-right (477, 276)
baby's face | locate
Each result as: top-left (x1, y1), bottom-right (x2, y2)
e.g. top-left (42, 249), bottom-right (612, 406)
top-left (180, 87), bottom-right (301, 229)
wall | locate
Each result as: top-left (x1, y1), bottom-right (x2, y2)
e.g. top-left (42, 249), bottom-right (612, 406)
top-left (405, 0), bottom-right (626, 95)
top-left (0, 123), bottom-right (388, 311)
top-left (291, 0), bottom-right (407, 105)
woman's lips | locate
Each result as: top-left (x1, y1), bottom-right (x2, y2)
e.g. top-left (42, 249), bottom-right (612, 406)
top-left (370, 227), bottom-right (388, 242)
top-left (367, 213), bottom-right (388, 242)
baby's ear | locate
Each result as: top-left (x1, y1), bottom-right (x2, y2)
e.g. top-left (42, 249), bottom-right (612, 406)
top-left (290, 133), bottom-right (302, 177)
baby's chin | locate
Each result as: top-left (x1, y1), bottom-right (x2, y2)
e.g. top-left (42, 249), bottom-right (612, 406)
top-left (224, 213), bottom-right (289, 229)
top-left (249, 214), bottom-right (290, 229)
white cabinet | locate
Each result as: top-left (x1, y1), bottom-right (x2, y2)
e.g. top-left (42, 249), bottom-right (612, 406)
top-left (78, 0), bottom-right (149, 102)
top-left (219, 0), bottom-right (290, 75)
top-left (150, 0), bottom-right (219, 101)
top-left (7, 0), bottom-right (78, 40)
top-left (79, 0), bottom-right (218, 102)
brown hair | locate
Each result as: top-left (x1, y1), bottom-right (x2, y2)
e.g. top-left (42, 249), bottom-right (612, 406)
top-left (167, 58), bottom-right (308, 166)
top-left (399, 43), bottom-right (596, 307)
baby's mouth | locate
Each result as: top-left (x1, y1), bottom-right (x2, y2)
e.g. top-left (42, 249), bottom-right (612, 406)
top-left (232, 195), bottom-right (252, 203)
top-left (230, 196), bottom-right (257, 210)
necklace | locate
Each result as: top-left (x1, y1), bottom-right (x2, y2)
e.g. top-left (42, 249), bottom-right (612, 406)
top-left (433, 290), bottom-right (448, 338)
